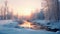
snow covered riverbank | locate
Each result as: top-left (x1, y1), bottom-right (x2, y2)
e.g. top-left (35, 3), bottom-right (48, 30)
top-left (0, 20), bottom-right (60, 34)
top-left (0, 25), bottom-right (57, 34)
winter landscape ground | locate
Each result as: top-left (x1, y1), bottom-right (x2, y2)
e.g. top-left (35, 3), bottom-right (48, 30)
top-left (0, 20), bottom-right (60, 34)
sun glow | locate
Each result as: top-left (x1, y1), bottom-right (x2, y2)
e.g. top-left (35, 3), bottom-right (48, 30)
top-left (10, 0), bottom-right (42, 16)
top-left (1, 0), bottom-right (42, 16)
top-left (19, 21), bottom-right (33, 28)
top-left (17, 8), bottom-right (35, 16)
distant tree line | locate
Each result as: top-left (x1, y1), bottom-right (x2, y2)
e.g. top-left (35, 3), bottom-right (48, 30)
top-left (30, 0), bottom-right (60, 22)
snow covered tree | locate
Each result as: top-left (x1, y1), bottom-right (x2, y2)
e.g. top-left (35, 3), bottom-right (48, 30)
top-left (37, 9), bottom-right (44, 20)
top-left (42, 0), bottom-right (59, 22)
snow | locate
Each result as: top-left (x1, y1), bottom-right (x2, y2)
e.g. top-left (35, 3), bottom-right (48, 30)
top-left (56, 31), bottom-right (60, 34)
top-left (31, 20), bottom-right (50, 24)
top-left (0, 20), bottom-right (13, 25)
top-left (31, 20), bottom-right (60, 29)
top-left (0, 25), bottom-right (56, 34)
top-left (0, 20), bottom-right (60, 34)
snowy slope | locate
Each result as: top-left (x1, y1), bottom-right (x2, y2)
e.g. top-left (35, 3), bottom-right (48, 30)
top-left (0, 20), bottom-right (60, 34)
top-left (0, 26), bottom-right (56, 34)
top-left (31, 20), bottom-right (60, 29)
top-left (0, 20), bottom-right (13, 25)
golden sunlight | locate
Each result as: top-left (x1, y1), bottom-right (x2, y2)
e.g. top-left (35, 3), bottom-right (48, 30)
top-left (19, 21), bottom-right (33, 28)
top-left (12, 0), bottom-right (42, 16)
top-left (19, 8), bottom-right (35, 16)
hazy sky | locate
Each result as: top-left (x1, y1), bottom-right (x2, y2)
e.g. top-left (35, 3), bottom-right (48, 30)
top-left (0, 0), bottom-right (42, 16)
